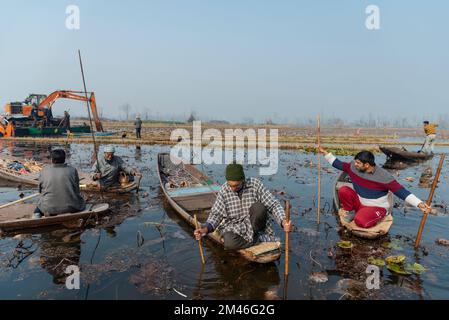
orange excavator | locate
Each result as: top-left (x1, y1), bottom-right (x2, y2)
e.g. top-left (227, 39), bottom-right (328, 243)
top-left (1, 90), bottom-right (104, 137)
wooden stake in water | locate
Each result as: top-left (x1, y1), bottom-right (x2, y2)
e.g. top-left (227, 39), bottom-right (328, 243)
top-left (284, 201), bottom-right (291, 277)
top-left (317, 115), bottom-right (321, 224)
top-left (415, 154), bottom-right (445, 248)
top-left (194, 214), bottom-right (206, 264)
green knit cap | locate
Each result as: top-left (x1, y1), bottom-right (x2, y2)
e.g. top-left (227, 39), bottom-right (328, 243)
top-left (226, 164), bottom-right (245, 181)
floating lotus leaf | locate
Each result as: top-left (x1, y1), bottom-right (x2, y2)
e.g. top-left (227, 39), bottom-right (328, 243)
top-left (368, 256), bottom-right (385, 267)
top-left (387, 263), bottom-right (412, 275)
top-left (405, 263), bottom-right (427, 275)
top-left (381, 241), bottom-right (403, 250)
top-left (385, 255), bottom-right (406, 264)
top-left (337, 241), bottom-right (354, 249)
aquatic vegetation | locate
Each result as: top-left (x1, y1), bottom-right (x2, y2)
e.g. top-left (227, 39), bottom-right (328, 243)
top-left (337, 241), bottom-right (354, 249)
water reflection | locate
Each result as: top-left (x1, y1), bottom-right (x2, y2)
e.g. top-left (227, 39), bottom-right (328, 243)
top-left (419, 159), bottom-right (433, 188)
top-left (39, 230), bottom-right (81, 285)
top-left (162, 199), bottom-right (281, 300)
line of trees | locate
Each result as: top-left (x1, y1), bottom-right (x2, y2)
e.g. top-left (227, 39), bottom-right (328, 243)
top-left (113, 104), bottom-right (449, 129)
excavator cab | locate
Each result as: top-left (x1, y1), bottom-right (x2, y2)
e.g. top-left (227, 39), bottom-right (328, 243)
top-left (4, 94), bottom-right (47, 117)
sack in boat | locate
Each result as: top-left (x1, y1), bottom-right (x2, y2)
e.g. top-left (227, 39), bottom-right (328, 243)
top-left (7, 161), bottom-right (28, 172)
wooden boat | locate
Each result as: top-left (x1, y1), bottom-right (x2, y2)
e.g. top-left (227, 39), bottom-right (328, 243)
top-left (157, 153), bottom-right (281, 263)
top-left (0, 156), bottom-right (42, 185)
top-left (0, 155), bottom-right (139, 194)
top-left (78, 172), bottom-right (140, 194)
top-left (380, 146), bottom-right (433, 162)
top-left (0, 203), bottom-right (109, 232)
top-left (333, 172), bottom-right (394, 239)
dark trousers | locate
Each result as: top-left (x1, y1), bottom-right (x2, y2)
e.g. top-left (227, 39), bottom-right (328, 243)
top-left (222, 202), bottom-right (267, 251)
top-left (136, 128), bottom-right (141, 139)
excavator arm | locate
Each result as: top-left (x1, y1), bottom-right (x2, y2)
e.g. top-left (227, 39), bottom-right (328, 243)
top-left (38, 90), bottom-right (104, 132)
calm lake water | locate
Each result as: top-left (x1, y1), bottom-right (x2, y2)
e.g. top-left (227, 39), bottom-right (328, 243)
top-left (0, 141), bottom-right (448, 300)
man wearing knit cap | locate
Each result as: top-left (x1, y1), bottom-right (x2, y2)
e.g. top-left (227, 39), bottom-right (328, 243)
top-left (194, 163), bottom-right (292, 250)
top-left (92, 146), bottom-right (141, 188)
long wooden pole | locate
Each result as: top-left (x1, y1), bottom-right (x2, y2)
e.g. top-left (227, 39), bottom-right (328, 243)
top-left (78, 50), bottom-right (103, 198)
top-left (284, 201), bottom-right (291, 277)
top-left (194, 214), bottom-right (206, 264)
top-left (414, 154), bottom-right (445, 248)
top-left (0, 193), bottom-right (40, 209)
top-left (317, 115), bottom-right (321, 224)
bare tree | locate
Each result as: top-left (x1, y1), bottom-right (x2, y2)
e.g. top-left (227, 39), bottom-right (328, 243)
top-left (187, 111), bottom-right (197, 123)
top-left (143, 107), bottom-right (150, 121)
top-left (120, 103), bottom-right (132, 121)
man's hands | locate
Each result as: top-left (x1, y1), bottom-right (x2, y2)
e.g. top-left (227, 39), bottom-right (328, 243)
top-left (282, 219), bottom-right (293, 232)
top-left (94, 173), bottom-right (102, 180)
top-left (317, 145), bottom-right (328, 155)
top-left (418, 202), bottom-right (432, 214)
top-left (194, 227), bottom-right (209, 240)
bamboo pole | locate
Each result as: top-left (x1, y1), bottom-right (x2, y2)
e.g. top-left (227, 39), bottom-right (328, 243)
top-left (0, 193), bottom-right (40, 209)
top-left (284, 201), bottom-right (291, 277)
top-left (317, 115), bottom-right (321, 224)
top-left (415, 154), bottom-right (445, 248)
top-left (78, 50), bottom-right (104, 199)
top-left (194, 214), bottom-right (206, 264)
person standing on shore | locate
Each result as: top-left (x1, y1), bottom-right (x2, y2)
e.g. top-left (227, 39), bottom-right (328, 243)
top-left (134, 115), bottom-right (142, 139)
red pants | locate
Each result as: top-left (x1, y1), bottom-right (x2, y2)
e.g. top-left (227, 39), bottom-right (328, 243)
top-left (338, 186), bottom-right (387, 228)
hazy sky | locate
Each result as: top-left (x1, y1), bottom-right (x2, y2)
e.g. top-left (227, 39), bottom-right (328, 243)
top-left (0, 1), bottom-right (448, 122)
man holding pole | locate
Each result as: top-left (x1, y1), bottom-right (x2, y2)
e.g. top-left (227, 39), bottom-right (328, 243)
top-left (421, 121), bottom-right (438, 154)
top-left (92, 146), bottom-right (141, 188)
top-left (194, 164), bottom-right (292, 250)
top-left (317, 146), bottom-right (431, 228)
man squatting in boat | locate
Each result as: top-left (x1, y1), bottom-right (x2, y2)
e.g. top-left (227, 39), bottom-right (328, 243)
top-left (194, 163), bottom-right (292, 250)
top-left (317, 146), bottom-right (431, 228)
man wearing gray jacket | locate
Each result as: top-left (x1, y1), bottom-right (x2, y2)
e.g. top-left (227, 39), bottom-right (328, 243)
top-left (34, 149), bottom-right (86, 219)
top-left (92, 146), bottom-right (141, 188)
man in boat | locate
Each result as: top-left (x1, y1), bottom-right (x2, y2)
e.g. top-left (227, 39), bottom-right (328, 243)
top-left (92, 146), bottom-right (141, 188)
top-left (194, 164), bottom-right (292, 250)
top-left (421, 121), bottom-right (438, 154)
top-left (33, 149), bottom-right (86, 219)
top-left (317, 146), bottom-right (431, 228)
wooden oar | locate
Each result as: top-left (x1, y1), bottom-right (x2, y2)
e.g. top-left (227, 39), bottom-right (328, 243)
top-left (414, 154), bottom-right (445, 248)
top-left (194, 214), bottom-right (206, 264)
top-left (317, 115), bottom-right (321, 224)
top-left (0, 193), bottom-right (40, 210)
top-left (284, 201), bottom-right (291, 277)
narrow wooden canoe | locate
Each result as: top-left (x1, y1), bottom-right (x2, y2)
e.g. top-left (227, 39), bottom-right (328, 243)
top-left (78, 172), bottom-right (140, 194)
top-left (380, 146), bottom-right (433, 162)
top-left (0, 203), bottom-right (109, 232)
top-left (157, 153), bottom-right (281, 263)
top-left (333, 172), bottom-right (394, 239)
top-left (0, 155), bottom-right (139, 194)
top-left (0, 156), bottom-right (42, 185)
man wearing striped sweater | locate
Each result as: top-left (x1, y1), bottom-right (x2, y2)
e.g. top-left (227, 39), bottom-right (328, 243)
top-left (318, 147), bottom-right (431, 228)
